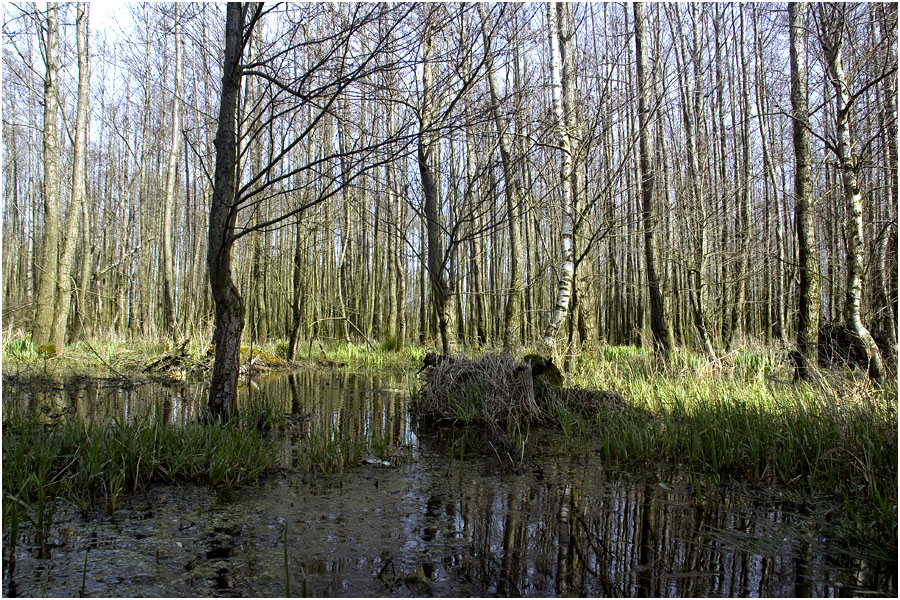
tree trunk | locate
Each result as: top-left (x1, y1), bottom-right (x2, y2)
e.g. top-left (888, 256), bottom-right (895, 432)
top-left (726, 6), bottom-right (752, 349)
top-left (32, 2), bottom-right (61, 347)
top-left (49, 3), bottom-right (89, 349)
top-left (161, 6), bottom-right (182, 337)
top-left (670, 4), bottom-right (713, 355)
top-left (877, 4), bottom-right (898, 340)
top-left (633, 2), bottom-right (674, 358)
top-left (208, 3), bottom-right (247, 418)
top-left (478, 4), bottom-right (525, 351)
top-left (287, 217), bottom-right (303, 361)
top-left (542, 1), bottom-right (576, 348)
top-left (821, 7), bottom-right (886, 382)
top-left (418, 6), bottom-right (453, 354)
top-left (789, 2), bottom-right (819, 379)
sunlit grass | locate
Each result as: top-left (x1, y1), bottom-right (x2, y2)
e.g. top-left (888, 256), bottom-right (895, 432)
top-left (566, 344), bottom-right (897, 553)
top-left (1, 400), bottom-right (285, 557)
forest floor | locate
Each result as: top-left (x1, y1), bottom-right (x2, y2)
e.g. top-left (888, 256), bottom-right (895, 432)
top-left (2, 335), bottom-right (897, 558)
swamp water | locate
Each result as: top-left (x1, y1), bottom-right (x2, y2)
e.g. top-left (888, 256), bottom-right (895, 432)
top-left (2, 370), bottom-right (894, 597)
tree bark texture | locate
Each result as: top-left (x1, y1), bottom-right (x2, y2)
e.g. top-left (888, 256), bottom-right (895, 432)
top-left (418, 5), bottom-right (453, 354)
top-left (49, 3), bottom-right (89, 349)
top-left (789, 2), bottom-right (820, 379)
top-left (821, 7), bottom-right (886, 382)
top-left (208, 2), bottom-right (247, 418)
top-left (542, 1), bottom-right (576, 348)
top-left (633, 2), bottom-right (674, 359)
top-left (32, 2), bottom-right (61, 346)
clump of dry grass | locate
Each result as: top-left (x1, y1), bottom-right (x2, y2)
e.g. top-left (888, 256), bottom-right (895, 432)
top-left (414, 353), bottom-right (541, 427)
top-left (412, 353), bottom-right (626, 450)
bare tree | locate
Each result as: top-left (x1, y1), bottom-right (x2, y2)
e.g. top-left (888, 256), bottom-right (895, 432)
top-left (207, 2), bottom-right (247, 418)
top-left (789, 2), bottom-right (819, 379)
top-left (161, 5), bottom-right (183, 337)
top-left (542, 1), bottom-right (576, 348)
top-left (478, 3), bottom-right (525, 350)
top-left (48, 3), bottom-right (89, 349)
top-left (633, 2), bottom-right (674, 358)
top-left (207, 3), bottom-right (418, 416)
top-left (817, 4), bottom-right (886, 381)
top-left (31, 2), bottom-right (60, 347)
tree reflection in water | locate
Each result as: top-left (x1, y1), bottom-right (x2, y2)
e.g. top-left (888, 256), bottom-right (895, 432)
top-left (417, 460), bottom-right (890, 596)
top-left (2, 370), bottom-right (893, 597)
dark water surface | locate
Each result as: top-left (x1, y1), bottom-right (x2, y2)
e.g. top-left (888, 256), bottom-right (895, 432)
top-left (2, 370), bottom-right (894, 597)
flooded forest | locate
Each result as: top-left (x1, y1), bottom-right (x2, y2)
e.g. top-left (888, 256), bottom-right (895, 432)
top-left (2, 2), bottom-right (898, 597)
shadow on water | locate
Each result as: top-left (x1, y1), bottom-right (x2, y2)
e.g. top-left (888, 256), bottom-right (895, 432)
top-left (2, 370), bottom-right (895, 597)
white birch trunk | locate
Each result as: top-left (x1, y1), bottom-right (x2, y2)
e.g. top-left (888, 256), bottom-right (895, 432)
top-left (822, 7), bottom-right (886, 381)
top-left (542, 1), bottom-right (576, 348)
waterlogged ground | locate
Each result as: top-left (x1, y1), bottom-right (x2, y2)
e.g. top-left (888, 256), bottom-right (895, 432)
top-left (2, 370), bottom-right (895, 597)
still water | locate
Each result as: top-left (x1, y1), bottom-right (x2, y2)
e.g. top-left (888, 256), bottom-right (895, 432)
top-left (2, 370), bottom-right (895, 597)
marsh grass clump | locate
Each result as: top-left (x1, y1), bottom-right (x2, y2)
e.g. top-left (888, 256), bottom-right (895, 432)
top-left (381, 334), bottom-right (403, 353)
top-left (568, 345), bottom-right (898, 553)
top-left (414, 353), bottom-right (541, 425)
top-left (2, 403), bottom-right (285, 554)
top-left (412, 353), bottom-right (625, 453)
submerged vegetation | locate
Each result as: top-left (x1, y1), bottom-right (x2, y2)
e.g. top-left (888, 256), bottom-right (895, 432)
top-left (2, 399), bottom-right (281, 558)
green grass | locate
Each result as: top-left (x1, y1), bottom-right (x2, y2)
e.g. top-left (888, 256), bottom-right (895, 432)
top-left (2, 390), bottom-right (406, 555)
top-left (305, 338), bottom-right (425, 371)
top-left (565, 345), bottom-right (897, 554)
top-left (2, 401), bottom-right (283, 518)
top-left (4, 334), bottom-right (895, 554)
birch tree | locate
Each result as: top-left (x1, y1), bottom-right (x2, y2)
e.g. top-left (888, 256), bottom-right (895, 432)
top-left (542, 1), bottom-right (576, 348)
top-left (818, 4), bottom-right (886, 381)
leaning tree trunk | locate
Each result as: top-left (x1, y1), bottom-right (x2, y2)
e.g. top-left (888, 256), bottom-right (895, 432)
top-left (32, 2), bottom-right (60, 347)
top-left (789, 2), bottom-right (820, 380)
top-left (821, 7), bottom-right (886, 382)
top-left (208, 3), bottom-right (247, 418)
top-left (633, 2), bottom-right (674, 359)
top-left (542, 1), bottom-right (576, 348)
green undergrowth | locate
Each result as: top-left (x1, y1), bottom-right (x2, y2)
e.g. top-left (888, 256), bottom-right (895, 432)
top-left (291, 338), bottom-right (426, 371)
top-left (410, 343), bottom-right (896, 554)
top-left (2, 402), bottom-right (277, 556)
top-left (565, 345), bottom-right (898, 556)
top-left (1, 396), bottom-right (402, 558)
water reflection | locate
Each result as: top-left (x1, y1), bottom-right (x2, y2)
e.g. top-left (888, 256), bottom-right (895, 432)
top-left (425, 463), bottom-right (891, 597)
top-left (1, 371), bottom-right (414, 445)
top-left (2, 370), bottom-right (893, 597)
top-left (1, 377), bottom-right (206, 425)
